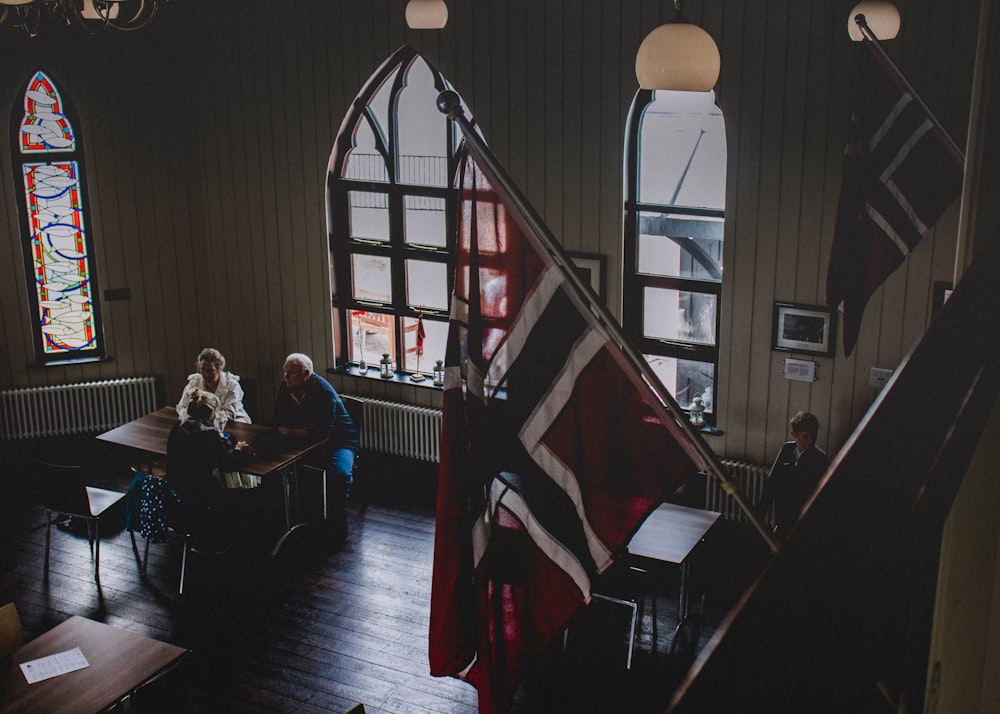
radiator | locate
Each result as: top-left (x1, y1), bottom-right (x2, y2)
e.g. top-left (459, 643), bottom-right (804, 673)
top-left (0, 376), bottom-right (158, 440)
top-left (706, 459), bottom-right (771, 524)
top-left (346, 395), bottom-right (442, 463)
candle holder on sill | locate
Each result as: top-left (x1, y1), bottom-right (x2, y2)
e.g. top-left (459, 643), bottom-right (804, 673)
top-left (688, 397), bottom-right (705, 426)
top-left (433, 359), bottom-right (445, 387)
top-left (379, 353), bottom-right (394, 379)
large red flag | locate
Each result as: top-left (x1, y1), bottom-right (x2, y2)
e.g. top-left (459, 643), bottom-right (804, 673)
top-left (428, 132), bottom-right (706, 711)
top-left (826, 38), bottom-right (964, 357)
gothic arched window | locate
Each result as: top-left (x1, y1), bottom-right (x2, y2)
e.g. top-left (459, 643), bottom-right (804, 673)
top-left (12, 70), bottom-right (104, 365)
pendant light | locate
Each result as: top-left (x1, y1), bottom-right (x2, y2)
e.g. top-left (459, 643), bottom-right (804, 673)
top-left (635, 0), bottom-right (720, 92)
top-left (405, 0), bottom-right (448, 30)
top-left (848, 1), bottom-right (900, 41)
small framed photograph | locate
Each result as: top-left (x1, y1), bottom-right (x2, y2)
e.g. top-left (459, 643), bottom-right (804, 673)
top-left (567, 251), bottom-right (607, 303)
top-left (772, 302), bottom-right (836, 357)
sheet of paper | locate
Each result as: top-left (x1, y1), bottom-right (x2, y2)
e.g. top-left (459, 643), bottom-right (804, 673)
top-left (19, 647), bottom-right (90, 684)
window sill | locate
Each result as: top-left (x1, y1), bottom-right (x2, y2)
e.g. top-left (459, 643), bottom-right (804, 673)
top-left (328, 364), bottom-right (443, 389)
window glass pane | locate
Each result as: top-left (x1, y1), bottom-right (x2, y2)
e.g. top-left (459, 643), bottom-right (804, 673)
top-left (638, 212), bottom-right (723, 281)
top-left (21, 72), bottom-right (74, 153)
top-left (406, 259), bottom-right (448, 310)
top-left (643, 287), bottom-right (717, 345)
top-left (369, 74), bottom-right (393, 155)
top-left (349, 309), bottom-right (396, 366)
top-left (349, 191), bottom-right (389, 242)
top-left (401, 316), bottom-right (446, 373)
top-left (644, 354), bottom-right (715, 411)
top-left (343, 120), bottom-right (388, 182)
top-left (639, 90), bottom-right (726, 210)
top-left (24, 161), bottom-right (98, 353)
top-left (404, 195), bottom-right (446, 247)
top-left (397, 59), bottom-right (448, 187)
top-left (352, 254), bottom-right (391, 302)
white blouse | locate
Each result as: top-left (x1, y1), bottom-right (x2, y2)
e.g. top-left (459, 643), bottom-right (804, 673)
top-left (176, 370), bottom-right (251, 424)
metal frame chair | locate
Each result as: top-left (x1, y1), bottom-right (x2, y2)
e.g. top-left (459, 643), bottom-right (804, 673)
top-left (36, 459), bottom-right (127, 584)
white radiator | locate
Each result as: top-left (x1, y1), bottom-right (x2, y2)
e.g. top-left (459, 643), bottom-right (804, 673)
top-left (706, 459), bottom-right (771, 524)
top-left (346, 395), bottom-right (442, 463)
top-left (0, 376), bottom-right (158, 440)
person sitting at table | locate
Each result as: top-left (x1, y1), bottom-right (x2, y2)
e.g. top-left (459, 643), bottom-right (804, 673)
top-left (273, 352), bottom-right (358, 544)
top-left (176, 347), bottom-right (251, 427)
top-left (166, 389), bottom-right (261, 550)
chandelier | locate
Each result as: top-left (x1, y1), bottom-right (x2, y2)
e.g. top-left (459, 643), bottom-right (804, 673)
top-left (0, 0), bottom-right (160, 37)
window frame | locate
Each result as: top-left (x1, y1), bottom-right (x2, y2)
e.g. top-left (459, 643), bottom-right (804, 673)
top-left (327, 46), bottom-right (463, 379)
top-left (622, 88), bottom-right (724, 425)
top-left (10, 68), bottom-right (106, 366)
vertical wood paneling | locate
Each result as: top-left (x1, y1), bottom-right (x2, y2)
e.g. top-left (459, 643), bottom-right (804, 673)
top-left (0, 0), bottom-right (984, 461)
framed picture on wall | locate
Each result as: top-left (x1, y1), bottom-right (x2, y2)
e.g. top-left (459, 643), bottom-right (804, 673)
top-left (567, 252), bottom-right (607, 303)
top-left (772, 302), bottom-right (836, 357)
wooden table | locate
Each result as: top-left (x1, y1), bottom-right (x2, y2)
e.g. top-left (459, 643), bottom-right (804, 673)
top-left (97, 407), bottom-right (329, 549)
top-left (96, 406), bottom-right (326, 477)
top-left (627, 501), bottom-right (721, 651)
top-left (0, 615), bottom-right (187, 713)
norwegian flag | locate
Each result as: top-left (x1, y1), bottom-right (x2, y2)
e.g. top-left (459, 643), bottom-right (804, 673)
top-left (416, 311), bottom-right (426, 356)
top-left (429, 139), bottom-right (704, 712)
top-left (826, 38), bottom-right (964, 356)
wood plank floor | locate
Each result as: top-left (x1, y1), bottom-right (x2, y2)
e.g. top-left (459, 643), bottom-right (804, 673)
top-left (0, 440), bottom-right (768, 713)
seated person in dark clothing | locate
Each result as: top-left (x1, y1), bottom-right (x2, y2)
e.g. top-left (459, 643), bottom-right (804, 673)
top-left (757, 410), bottom-right (829, 541)
top-left (166, 388), bottom-right (259, 549)
top-left (274, 352), bottom-right (358, 541)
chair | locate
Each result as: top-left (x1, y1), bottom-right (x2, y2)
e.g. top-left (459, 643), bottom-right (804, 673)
top-left (342, 395), bottom-right (365, 501)
top-left (0, 602), bottom-right (24, 660)
top-left (36, 459), bottom-right (127, 583)
top-left (126, 470), bottom-right (194, 595)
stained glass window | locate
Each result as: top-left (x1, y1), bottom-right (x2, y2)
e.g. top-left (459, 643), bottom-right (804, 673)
top-left (13, 70), bottom-right (104, 364)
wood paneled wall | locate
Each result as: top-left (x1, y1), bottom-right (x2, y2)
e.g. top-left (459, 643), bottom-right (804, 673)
top-left (0, 0), bottom-right (982, 465)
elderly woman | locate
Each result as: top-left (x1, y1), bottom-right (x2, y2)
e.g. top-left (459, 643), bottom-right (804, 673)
top-left (176, 347), bottom-right (251, 427)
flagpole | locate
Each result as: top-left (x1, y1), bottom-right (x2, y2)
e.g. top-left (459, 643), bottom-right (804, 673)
top-left (854, 14), bottom-right (965, 160)
top-left (438, 90), bottom-right (779, 553)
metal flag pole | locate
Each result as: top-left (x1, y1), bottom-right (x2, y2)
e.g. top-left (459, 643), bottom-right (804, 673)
top-left (437, 89), bottom-right (779, 553)
top-left (854, 13), bottom-right (965, 159)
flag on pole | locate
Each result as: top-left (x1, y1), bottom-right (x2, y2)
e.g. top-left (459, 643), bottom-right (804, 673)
top-left (826, 38), bottom-right (964, 357)
top-left (416, 311), bottom-right (426, 356)
top-left (429, 139), bottom-right (704, 712)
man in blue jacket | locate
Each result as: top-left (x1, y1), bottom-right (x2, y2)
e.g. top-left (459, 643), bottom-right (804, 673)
top-left (274, 352), bottom-right (358, 543)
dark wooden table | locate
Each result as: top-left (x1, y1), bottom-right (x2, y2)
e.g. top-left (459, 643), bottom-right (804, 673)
top-left (95, 406), bottom-right (326, 476)
top-left (627, 502), bottom-right (721, 624)
top-left (0, 615), bottom-right (187, 713)
top-left (96, 407), bottom-right (329, 548)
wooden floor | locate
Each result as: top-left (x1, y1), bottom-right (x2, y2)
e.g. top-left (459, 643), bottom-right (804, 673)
top-left (0, 439), bottom-right (768, 713)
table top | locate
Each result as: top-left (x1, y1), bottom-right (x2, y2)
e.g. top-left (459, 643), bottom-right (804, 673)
top-left (0, 615), bottom-right (187, 714)
top-left (627, 501), bottom-right (722, 565)
top-left (96, 406), bottom-right (326, 476)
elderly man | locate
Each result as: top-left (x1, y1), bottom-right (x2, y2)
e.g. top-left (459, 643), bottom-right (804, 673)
top-left (274, 352), bottom-right (358, 543)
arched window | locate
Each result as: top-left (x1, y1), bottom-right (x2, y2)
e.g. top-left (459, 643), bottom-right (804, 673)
top-left (11, 70), bottom-right (104, 365)
top-left (327, 46), bottom-right (471, 380)
top-left (623, 89), bottom-right (725, 424)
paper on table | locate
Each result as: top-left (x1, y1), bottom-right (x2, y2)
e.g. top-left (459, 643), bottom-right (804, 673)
top-left (19, 647), bottom-right (90, 684)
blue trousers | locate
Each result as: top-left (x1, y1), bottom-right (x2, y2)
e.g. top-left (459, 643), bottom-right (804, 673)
top-left (330, 447), bottom-right (355, 489)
